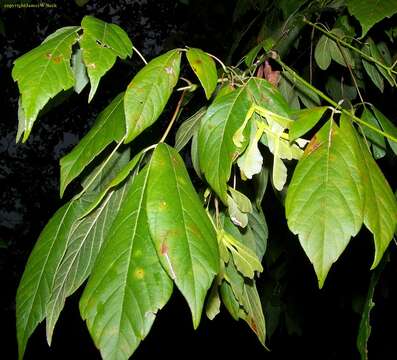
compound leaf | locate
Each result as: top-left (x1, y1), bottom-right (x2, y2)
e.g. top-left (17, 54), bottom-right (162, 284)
top-left (80, 16), bottom-right (133, 102)
top-left (12, 26), bottom-right (80, 142)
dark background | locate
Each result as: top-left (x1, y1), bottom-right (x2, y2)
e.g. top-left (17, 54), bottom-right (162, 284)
top-left (1, 1), bottom-right (396, 359)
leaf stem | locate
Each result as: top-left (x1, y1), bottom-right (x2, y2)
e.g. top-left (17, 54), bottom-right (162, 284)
top-left (207, 52), bottom-right (228, 73)
top-left (159, 90), bottom-right (186, 143)
top-left (132, 46), bottom-right (148, 65)
top-left (277, 59), bottom-right (397, 143)
top-left (303, 18), bottom-right (397, 76)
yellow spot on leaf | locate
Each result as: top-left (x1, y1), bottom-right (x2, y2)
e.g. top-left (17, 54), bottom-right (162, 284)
top-left (134, 268), bottom-right (145, 279)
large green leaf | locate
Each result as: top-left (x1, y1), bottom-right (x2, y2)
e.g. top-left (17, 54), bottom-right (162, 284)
top-left (347, 0), bottom-right (397, 38)
top-left (146, 143), bottom-right (219, 327)
top-left (285, 118), bottom-right (364, 287)
top-left (45, 176), bottom-right (131, 344)
top-left (59, 93), bottom-right (126, 197)
top-left (16, 200), bottom-right (83, 359)
top-left (80, 16), bottom-right (133, 102)
top-left (16, 151), bottom-right (128, 358)
top-left (124, 50), bottom-right (181, 143)
top-left (348, 117), bottom-right (397, 268)
top-left (289, 107), bottom-right (328, 141)
top-left (186, 48), bottom-right (218, 99)
top-left (12, 26), bottom-right (80, 142)
top-left (80, 167), bottom-right (172, 360)
top-left (198, 78), bottom-right (290, 203)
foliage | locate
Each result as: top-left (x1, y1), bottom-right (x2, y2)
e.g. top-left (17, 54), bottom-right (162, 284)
top-left (12, 2), bottom-right (397, 359)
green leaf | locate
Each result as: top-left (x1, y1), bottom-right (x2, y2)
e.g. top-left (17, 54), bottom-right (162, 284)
top-left (124, 50), bottom-right (181, 143)
top-left (357, 257), bottom-right (387, 360)
top-left (282, 71), bottom-right (321, 108)
top-left (240, 280), bottom-right (267, 347)
top-left (360, 108), bottom-right (386, 159)
top-left (72, 49), bottom-right (89, 94)
top-left (347, 0), bottom-right (397, 38)
top-left (198, 78), bottom-right (290, 203)
top-left (45, 175), bottom-right (131, 344)
top-left (285, 119), bottom-right (365, 287)
top-left (80, 167), bottom-right (172, 360)
top-left (247, 208), bottom-right (268, 261)
top-left (80, 149), bottom-right (145, 218)
top-left (222, 231), bottom-right (263, 279)
top-left (227, 195), bottom-right (248, 228)
top-left (191, 129), bottom-right (202, 178)
top-left (186, 48), bottom-right (217, 99)
top-left (80, 16), bottom-right (133, 102)
top-left (175, 107), bottom-right (206, 152)
top-left (328, 29), bottom-right (355, 68)
top-left (371, 106), bottom-right (397, 156)
top-left (289, 107), bottom-right (328, 141)
top-left (362, 44), bottom-right (384, 92)
top-left (16, 200), bottom-right (84, 359)
top-left (279, 75), bottom-right (300, 110)
top-left (314, 34), bottom-right (332, 70)
top-left (366, 38), bottom-right (395, 86)
top-left (220, 281), bottom-right (240, 321)
top-left (16, 98), bottom-right (27, 143)
top-left (348, 116), bottom-right (397, 268)
top-left (254, 165), bottom-right (269, 208)
top-left (59, 93), bottom-right (126, 197)
top-left (12, 26), bottom-right (80, 142)
top-left (228, 187), bottom-right (252, 214)
top-left (146, 143), bottom-right (219, 328)
top-left (205, 281), bottom-right (221, 320)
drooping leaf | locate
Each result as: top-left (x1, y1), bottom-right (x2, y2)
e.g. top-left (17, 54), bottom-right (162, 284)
top-left (205, 281), bottom-right (221, 320)
top-left (371, 106), bottom-right (397, 156)
top-left (146, 143), bottom-right (219, 328)
top-left (16, 200), bottom-right (84, 359)
top-left (326, 75), bottom-right (357, 102)
top-left (186, 48), bottom-right (218, 99)
top-left (254, 165), bottom-right (269, 208)
top-left (289, 107), bottom-right (328, 141)
top-left (124, 50), bottom-right (181, 143)
top-left (191, 129), bottom-right (202, 178)
top-left (360, 108), bottom-right (386, 159)
top-left (228, 187), bottom-right (252, 214)
top-left (12, 26), bottom-right (80, 142)
top-left (16, 98), bottom-right (27, 143)
top-left (220, 281), bottom-right (240, 321)
top-left (175, 107), bottom-right (206, 152)
top-left (59, 93), bottom-right (126, 197)
top-left (80, 167), bottom-right (173, 360)
top-left (72, 48), bottom-right (89, 94)
top-left (279, 75), bottom-right (300, 110)
top-left (347, 0), bottom-right (397, 38)
top-left (45, 174), bottom-right (131, 344)
top-left (357, 256), bottom-right (387, 360)
top-left (346, 116), bottom-right (397, 268)
top-left (314, 34), bottom-right (332, 70)
top-left (198, 78), bottom-right (290, 203)
top-left (240, 280), bottom-right (267, 347)
top-left (285, 118), bottom-right (365, 287)
top-left (80, 16), bottom-right (133, 102)
top-left (362, 44), bottom-right (384, 92)
top-left (247, 208), bottom-right (268, 261)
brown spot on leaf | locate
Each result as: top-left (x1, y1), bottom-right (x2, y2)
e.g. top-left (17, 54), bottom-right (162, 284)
top-left (159, 201), bottom-right (167, 210)
top-left (52, 55), bottom-right (62, 64)
top-left (304, 135), bottom-right (323, 156)
top-left (195, 59), bottom-right (203, 65)
top-left (249, 318), bottom-right (258, 334)
top-left (161, 242), bottom-right (168, 255)
top-left (46, 53), bottom-right (52, 60)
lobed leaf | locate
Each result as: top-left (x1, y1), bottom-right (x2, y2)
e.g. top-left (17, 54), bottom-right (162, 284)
top-left (80, 16), bottom-right (133, 102)
top-left (146, 143), bottom-right (219, 328)
top-left (12, 26), bottom-right (80, 142)
top-left (124, 50), bottom-right (181, 143)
